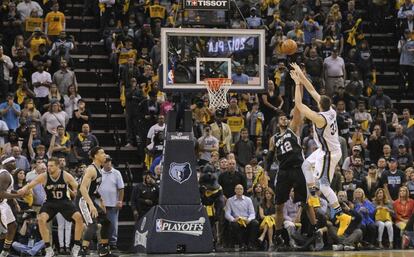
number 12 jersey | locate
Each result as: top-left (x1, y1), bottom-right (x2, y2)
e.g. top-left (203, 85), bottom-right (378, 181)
top-left (274, 128), bottom-right (304, 169)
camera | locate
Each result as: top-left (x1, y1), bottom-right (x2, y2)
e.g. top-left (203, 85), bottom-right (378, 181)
top-left (22, 210), bottom-right (37, 220)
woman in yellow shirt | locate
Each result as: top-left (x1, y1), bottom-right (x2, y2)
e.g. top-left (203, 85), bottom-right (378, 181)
top-left (45, 2), bottom-right (65, 38)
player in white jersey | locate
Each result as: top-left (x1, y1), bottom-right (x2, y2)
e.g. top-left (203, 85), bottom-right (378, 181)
top-left (290, 63), bottom-right (351, 236)
top-left (0, 157), bottom-right (22, 257)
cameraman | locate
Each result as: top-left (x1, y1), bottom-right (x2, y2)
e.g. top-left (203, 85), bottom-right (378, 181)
top-left (12, 210), bottom-right (44, 256)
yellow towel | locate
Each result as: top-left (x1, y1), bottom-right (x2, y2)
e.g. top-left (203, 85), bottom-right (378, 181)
top-left (260, 216), bottom-right (275, 229)
top-left (237, 218), bottom-right (247, 227)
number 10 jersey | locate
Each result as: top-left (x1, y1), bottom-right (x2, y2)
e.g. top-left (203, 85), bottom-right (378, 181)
top-left (274, 128), bottom-right (304, 169)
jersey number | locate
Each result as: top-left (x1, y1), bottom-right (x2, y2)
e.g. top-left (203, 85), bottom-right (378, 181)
top-left (280, 141), bottom-right (293, 154)
top-left (52, 191), bottom-right (63, 199)
top-left (330, 121), bottom-right (337, 136)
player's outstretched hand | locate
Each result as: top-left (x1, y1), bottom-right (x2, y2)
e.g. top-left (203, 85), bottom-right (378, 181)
top-left (90, 205), bottom-right (98, 218)
top-left (290, 70), bottom-right (301, 86)
top-left (290, 63), bottom-right (307, 81)
top-left (17, 188), bottom-right (27, 197)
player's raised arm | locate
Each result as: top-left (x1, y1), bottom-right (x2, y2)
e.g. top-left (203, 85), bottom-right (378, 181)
top-left (18, 173), bottom-right (47, 196)
top-left (291, 63), bottom-right (321, 103)
top-left (290, 82), bottom-right (304, 135)
top-left (292, 71), bottom-right (325, 128)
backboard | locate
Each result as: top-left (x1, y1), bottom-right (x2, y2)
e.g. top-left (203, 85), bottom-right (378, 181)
top-left (160, 28), bottom-right (267, 92)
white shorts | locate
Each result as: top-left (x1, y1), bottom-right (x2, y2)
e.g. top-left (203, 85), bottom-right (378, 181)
top-left (0, 201), bottom-right (16, 228)
top-left (306, 149), bottom-right (342, 183)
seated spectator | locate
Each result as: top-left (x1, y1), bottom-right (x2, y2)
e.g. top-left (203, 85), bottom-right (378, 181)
top-left (352, 188), bottom-right (376, 246)
top-left (381, 158), bottom-right (406, 200)
top-left (258, 187), bottom-right (276, 250)
top-left (393, 186), bottom-right (414, 232)
top-left (361, 164), bottom-right (381, 200)
top-left (283, 189), bottom-right (301, 247)
top-left (373, 188), bottom-right (394, 249)
top-left (225, 184), bottom-right (259, 250)
top-left (1, 3), bottom-right (23, 52)
top-left (73, 123), bottom-right (99, 164)
top-left (0, 93), bottom-right (21, 131)
top-left (234, 128), bottom-right (255, 169)
top-left (395, 144), bottom-right (413, 170)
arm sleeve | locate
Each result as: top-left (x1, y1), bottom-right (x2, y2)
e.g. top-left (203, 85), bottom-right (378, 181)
top-left (224, 200), bottom-right (235, 222)
top-left (247, 198), bottom-right (256, 222)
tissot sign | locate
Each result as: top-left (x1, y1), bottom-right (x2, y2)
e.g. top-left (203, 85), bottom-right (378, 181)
top-left (183, 0), bottom-right (230, 9)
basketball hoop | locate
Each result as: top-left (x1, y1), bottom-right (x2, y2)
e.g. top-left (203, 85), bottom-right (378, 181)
top-left (204, 78), bottom-right (232, 110)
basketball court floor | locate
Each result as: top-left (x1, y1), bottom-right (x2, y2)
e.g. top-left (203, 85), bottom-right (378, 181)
top-left (74, 250), bottom-right (414, 257)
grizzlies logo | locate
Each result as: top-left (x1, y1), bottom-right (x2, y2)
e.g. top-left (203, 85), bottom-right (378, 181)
top-left (169, 162), bottom-right (192, 184)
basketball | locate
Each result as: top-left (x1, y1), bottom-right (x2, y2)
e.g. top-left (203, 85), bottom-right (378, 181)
top-left (281, 39), bottom-right (298, 55)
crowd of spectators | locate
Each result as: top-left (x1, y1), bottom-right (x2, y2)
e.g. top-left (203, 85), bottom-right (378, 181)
top-left (1, 0), bottom-right (414, 254)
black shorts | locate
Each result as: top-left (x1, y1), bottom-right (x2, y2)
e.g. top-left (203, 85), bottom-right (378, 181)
top-left (76, 196), bottom-right (106, 225)
top-left (39, 200), bottom-right (78, 222)
top-left (274, 167), bottom-right (307, 205)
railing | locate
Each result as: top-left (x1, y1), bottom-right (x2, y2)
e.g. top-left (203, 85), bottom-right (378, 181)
top-left (95, 67), bottom-right (102, 100)
top-left (104, 93), bottom-right (112, 132)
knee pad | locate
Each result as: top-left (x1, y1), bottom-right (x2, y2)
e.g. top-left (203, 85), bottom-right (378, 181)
top-left (319, 183), bottom-right (338, 205)
top-left (99, 216), bottom-right (111, 240)
top-left (84, 223), bottom-right (98, 241)
top-left (302, 160), bottom-right (315, 185)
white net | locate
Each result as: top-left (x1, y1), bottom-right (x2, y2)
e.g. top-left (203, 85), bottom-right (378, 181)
top-left (204, 79), bottom-right (232, 110)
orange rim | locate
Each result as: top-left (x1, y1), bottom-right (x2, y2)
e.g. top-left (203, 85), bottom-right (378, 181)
top-left (204, 78), bottom-right (232, 91)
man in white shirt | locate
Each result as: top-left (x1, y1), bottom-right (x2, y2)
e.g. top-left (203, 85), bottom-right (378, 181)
top-left (323, 47), bottom-right (346, 97)
top-left (0, 45), bottom-right (14, 101)
top-left (99, 156), bottom-right (124, 250)
top-left (225, 184), bottom-right (259, 250)
top-left (16, 0), bottom-right (43, 20)
top-left (31, 62), bottom-right (51, 112)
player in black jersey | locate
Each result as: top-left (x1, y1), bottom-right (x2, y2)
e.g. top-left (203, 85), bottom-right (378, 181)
top-left (18, 157), bottom-right (84, 257)
top-left (267, 110), bottom-right (319, 248)
top-left (77, 146), bottom-right (116, 257)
